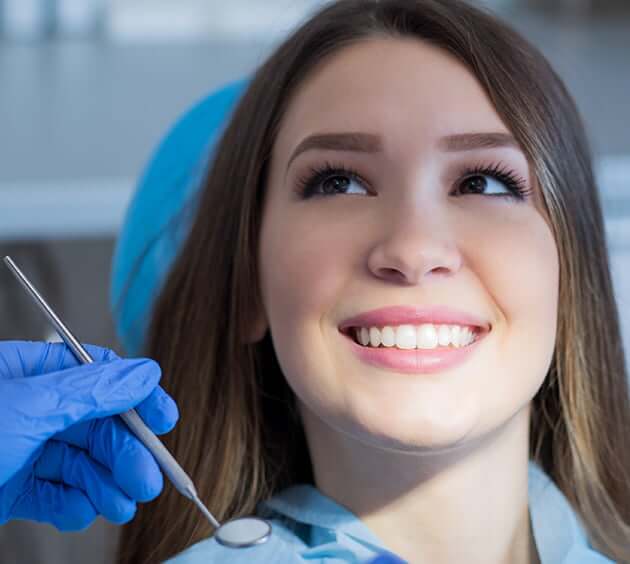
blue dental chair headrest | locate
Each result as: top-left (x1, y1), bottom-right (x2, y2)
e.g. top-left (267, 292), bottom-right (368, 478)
top-left (109, 79), bottom-right (248, 355)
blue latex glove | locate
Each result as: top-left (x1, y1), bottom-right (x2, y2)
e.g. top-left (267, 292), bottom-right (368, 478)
top-left (0, 340), bottom-right (179, 531)
top-left (368, 554), bottom-right (406, 563)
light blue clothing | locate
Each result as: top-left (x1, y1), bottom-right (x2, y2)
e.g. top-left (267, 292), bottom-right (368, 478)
top-left (166, 461), bottom-right (614, 564)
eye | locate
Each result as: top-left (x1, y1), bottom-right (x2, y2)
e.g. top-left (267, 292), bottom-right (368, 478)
top-left (459, 174), bottom-right (510, 195)
top-left (320, 175), bottom-right (367, 196)
top-left (455, 163), bottom-right (531, 202)
top-left (295, 163), bottom-right (369, 199)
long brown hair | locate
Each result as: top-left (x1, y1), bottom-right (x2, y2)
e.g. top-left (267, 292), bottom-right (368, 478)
top-left (117, 1), bottom-right (630, 561)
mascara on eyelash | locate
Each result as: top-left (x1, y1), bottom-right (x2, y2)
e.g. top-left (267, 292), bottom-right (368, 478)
top-left (295, 162), bottom-right (366, 196)
top-left (459, 161), bottom-right (529, 195)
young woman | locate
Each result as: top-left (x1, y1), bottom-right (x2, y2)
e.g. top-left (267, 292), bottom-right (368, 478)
top-left (116, 0), bottom-right (630, 562)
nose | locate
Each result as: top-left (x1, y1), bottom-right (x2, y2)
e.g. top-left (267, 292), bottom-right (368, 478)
top-left (366, 201), bottom-right (463, 286)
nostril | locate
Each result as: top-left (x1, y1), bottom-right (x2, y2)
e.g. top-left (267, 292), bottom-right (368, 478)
top-left (378, 268), bottom-right (406, 283)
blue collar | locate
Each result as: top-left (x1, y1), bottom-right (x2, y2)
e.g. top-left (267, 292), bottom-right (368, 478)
top-left (259, 461), bottom-right (612, 563)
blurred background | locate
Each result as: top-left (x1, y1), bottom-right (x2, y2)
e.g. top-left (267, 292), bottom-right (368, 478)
top-left (0, 0), bottom-right (628, 562)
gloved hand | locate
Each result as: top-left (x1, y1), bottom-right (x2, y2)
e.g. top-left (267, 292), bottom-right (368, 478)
top-left (0, 340), bottom-right (179, 531)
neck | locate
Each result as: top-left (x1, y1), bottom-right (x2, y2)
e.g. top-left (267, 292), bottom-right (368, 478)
top-left (302, 406), bottom-right (539, 564)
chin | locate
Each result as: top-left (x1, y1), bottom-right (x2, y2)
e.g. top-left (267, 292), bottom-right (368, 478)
top-left (342, 411), bottom-right (480, 456)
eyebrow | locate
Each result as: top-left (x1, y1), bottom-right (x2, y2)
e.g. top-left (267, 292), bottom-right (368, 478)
top-left (286, 132), bottom-right (382, 173)
top-left (439, 131), bottom-right (519, 152)
top-left (285, 131), bottom-right (520, 172)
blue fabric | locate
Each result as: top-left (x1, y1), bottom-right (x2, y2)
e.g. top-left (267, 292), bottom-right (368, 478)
top-left (109, 79), bottom-right (249, 355)
top-left (0, 341), bottom-right (178, 531)
top-left (166, 461), bottom-right (613, 564)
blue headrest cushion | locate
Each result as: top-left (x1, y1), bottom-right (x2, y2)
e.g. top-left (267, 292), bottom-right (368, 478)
top-left (109, 78), bottom-right (248, 355)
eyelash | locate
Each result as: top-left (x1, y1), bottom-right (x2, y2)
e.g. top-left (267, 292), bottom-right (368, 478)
top-left (294, 161), bottom-right (533, 202)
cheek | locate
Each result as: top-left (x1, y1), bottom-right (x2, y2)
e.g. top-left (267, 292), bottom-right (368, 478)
top-left (484, 211), bottom-right (559, 330)
top-left (259, 210), bottom-right (354, 329)
top-left (258, 209), bottom-right (355, 406)
top-left (479, 210), bottom-right (559, 404)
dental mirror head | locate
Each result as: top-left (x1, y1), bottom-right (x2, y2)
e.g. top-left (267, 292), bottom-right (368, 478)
top-left (214, 517), bottom-right (272, 548)
top-left (187, 478), bottom-right (271, 549)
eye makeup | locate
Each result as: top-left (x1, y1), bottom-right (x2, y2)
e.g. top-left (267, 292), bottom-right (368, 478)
top-left (293, 159), bottom-right (533, 202)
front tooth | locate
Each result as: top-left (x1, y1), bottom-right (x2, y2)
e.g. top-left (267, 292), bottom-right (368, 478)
top-left (416, 324), bottom-right (438, 349)
top-left (395, 325), bottom-right (416, 349)
top-left (369, 327), bottom-right (381, 347)
top-left (437, 325), bottom-right (451, 347)
top-left (381, 326), bottom-right (396, 347)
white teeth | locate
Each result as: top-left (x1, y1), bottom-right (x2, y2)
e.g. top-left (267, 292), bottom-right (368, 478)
top-left (451, 325), bottom-right (461, 347)
top-left (381, 326), bottom-right (396, 347)
top-left (458, 326), bottom-right (474, 347)
top-left (369, 327), bottom-right (381, 347)
top-left (395, 325), bottom-right (416, 350)
top-left (416, 324), bottom-right (438, 349)
top-left (352, 323), bottom-right (478, 349)
top-left (437, 324), bottom-right (451, 346)
top-left (359, 327), bottom-right (369, 346)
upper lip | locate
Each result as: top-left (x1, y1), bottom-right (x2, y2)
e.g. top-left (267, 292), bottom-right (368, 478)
top-left (338, 305), bottom-right (491, 333)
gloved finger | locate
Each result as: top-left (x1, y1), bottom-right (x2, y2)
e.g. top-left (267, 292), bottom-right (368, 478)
top-left (56, 382), bottom-right (178, 444)
top-left (9, 358), bottom-right (162, 441)
top-left (55, 417), bottom-right (163, 502)
top-left (10, 478), bottom-right (97, 531)
top-left (133, 385), bottom-right (179, 435)
top-left (1, 341), bottom-right (119, 378)
top-left (34, 440), bottom-right (136, 524)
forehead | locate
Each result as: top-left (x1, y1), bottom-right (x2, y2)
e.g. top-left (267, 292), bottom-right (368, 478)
top-left (273, 37), bottom-right (510, 158)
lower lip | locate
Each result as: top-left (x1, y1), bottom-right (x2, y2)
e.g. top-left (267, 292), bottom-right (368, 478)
top-left (342, 331), bottom-right (486, 374)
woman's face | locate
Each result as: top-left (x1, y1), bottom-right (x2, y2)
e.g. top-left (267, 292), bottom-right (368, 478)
top-left (257, 37), bottom-right (559, 453)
